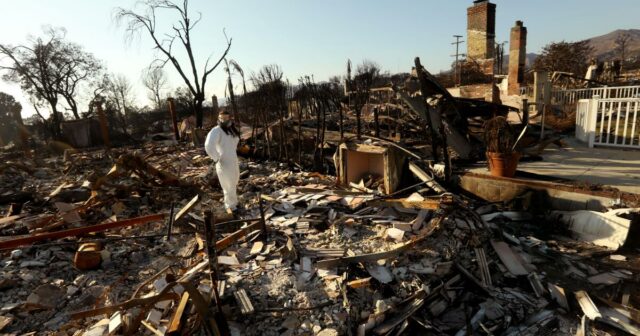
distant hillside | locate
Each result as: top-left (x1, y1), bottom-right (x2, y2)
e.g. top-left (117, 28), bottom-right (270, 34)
top-left (502, 29), bottom-right (640, 70)
top-left (585, 29), bottom-right (640, 61)
top-left (502, 52), bottom-right (538, 68)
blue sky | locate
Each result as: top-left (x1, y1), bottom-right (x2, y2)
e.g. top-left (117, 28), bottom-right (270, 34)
top-left (1, 0), bottom-right (639, 117)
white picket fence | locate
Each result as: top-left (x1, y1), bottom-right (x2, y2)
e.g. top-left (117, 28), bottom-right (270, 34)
top-left (521, 85), bottom-right (640, 104)
top-left (553, 85), bottom-right (640, 105)
top-left (576, 96), bottom-right (640, 148)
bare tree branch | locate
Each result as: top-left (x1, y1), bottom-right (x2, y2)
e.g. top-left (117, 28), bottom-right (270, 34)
top-left (114, 0), bottom-right (232, 127)
top-left (142, 67), bottom-right (168, 109)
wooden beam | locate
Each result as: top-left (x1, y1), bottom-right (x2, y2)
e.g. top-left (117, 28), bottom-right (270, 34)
top-left (215, 221), bottom-right (263, 252)
top-left (0, 214), bottom-right (165, 250)
top-left (167, 98), bottom-right (180, 141)
top-left (141, 320), bottom-right (167, 336)
top-left (368, 197), bottom-right (444, 210)
top-left (180, 281), bottom-right (224, 336)
top-left (166, 292), bottom-right (191, 336)
top-left (408, 162), bottom-right (446, 194)
top-left (233, 289), bottom-right (255, 315)
top-left (174, 195), bottom-right (200, 222)
top-left (0, 215), bottom-right (21, 230)
top-left (347, 277), bottom-right (372, 289)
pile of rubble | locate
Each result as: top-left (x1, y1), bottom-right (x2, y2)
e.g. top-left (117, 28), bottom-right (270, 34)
top-left (1, 140), bottom-right (639, 335)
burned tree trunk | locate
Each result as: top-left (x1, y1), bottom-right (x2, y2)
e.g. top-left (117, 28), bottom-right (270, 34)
top-left (312, 88), bottom-right (322, 171)
top-left (298, 100), bottom-right (304, 165)
top-left (355, 95), bottom-right (362, 139)
top-left (339, 105), bottom-right (344, 140)
top-left (278, 101), bottom-right (288, 161)
top-left (373, 106), bottom-right (380, 138)
top-left (194, 95), bottom-right (205, 128)
top-left (261, 107), bottom-right (272, 159)
top-left (319, 100), bottom-right (327, 172)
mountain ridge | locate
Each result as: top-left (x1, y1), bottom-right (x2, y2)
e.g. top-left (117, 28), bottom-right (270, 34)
top-left (501, 29), bottom-right (640, 68)
top-left (584, 28), bottom-right (640, 61)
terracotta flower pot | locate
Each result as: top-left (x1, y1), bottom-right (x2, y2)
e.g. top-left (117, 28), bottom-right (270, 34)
top-left (486, 152), bottom-right (521, 178)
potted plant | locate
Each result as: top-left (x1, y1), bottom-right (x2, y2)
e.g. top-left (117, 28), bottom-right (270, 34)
top-left (483, 117), bottom-right (520, 177)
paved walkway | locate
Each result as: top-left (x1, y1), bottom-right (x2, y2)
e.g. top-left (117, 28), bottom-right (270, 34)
top-left (470, 137), bottom-right (640, 194)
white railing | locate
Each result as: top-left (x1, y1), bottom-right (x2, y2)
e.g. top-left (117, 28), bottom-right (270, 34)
top-left (576, 96), bottom-right (640, 148)
top-left (606, 86), bottom-right (640, 99)
top-left (554, 85), bottom-right (640, 105)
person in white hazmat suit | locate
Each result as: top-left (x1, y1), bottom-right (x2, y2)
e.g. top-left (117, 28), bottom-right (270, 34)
top-left (204, 110), bottom-right (241, 213)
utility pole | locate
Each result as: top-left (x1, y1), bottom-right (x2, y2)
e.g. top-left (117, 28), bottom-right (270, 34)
top-left (496, 41), bottom-right (507, 75)
top-left (451, 35), bottom-right (465, 86)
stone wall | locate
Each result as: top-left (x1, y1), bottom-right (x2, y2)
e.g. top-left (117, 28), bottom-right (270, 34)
top-left (458, 83), bottom-right (500, 103)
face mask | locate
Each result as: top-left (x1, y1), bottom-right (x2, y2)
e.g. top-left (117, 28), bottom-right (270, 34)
top-left (221, 119), bottom-right (233, 127)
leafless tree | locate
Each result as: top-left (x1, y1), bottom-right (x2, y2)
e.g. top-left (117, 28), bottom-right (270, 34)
top-left (352, 59), bottom-right (381, 138)
top-left (292, 77), bottom-right (341, 171)
top-left (615, 32), bottom-right (632, 71)
top-left (56, 42), bottom-right (103, 120)
top-left (107, 74), bottom-right (135, 135)
top-left (84, 74), bottom-right (112, 118)
top-left (356, 60), bottom-right (381, 83)
top-left (0, 28), bottom-right (67, 138)
top-left (0, 92), bottom-right (22, 145)
top-left (251, 64), bottom-right (287, 159)
top-left (326, 79), bottom-right (345, 139)
top-left (142, 67), bottom-right (168, 109)
top-left (115, 0), bottom-right (232, 128)
top-left (173, 86), bottom-right (196, 116)
top-left (1, 28), bottom-right (102, 126)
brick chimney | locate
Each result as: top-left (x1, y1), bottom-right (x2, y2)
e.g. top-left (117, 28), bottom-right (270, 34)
top-left (508, 20), bottom-right (527, 95)
top-left (467, 0), bottom-right (496, 62)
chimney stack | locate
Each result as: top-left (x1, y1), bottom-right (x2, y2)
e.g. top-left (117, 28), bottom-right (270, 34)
top-left (508, 20), bottom-right (527, 95)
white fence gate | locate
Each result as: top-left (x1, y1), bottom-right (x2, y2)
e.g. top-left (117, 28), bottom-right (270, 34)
top-left (576, 96), bottom-right (640, 148)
